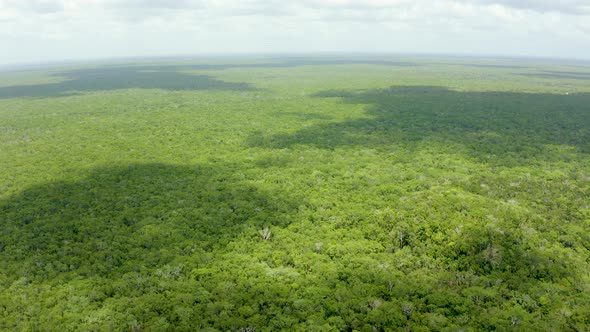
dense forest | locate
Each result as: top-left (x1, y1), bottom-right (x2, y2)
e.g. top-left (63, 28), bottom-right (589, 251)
top-left (1, 57), bottom-right (589, 330)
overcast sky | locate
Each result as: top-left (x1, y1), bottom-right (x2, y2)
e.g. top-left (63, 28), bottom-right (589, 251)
top-left (1, 0), bottom-right (589, 65)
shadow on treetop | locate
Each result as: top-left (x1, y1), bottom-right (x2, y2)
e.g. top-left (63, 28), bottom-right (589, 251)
top-left (0, 162), bottom-right (296, 280)
top-left (0, 58), bottom-right (418, 99)
top-left (247, 85), bottom-right (590, 166)
top-left (0, 66), bottom-right (256, 99)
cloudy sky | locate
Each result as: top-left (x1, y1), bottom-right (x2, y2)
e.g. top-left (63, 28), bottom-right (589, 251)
top-left (1, 0), bottom-right (589, 65)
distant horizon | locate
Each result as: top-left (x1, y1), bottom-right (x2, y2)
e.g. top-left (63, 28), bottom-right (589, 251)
top-left (2, 52), bottom-right (590, 72)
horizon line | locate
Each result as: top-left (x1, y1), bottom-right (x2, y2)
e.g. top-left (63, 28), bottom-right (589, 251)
top-left (1, 51), bottom-right (589, 72)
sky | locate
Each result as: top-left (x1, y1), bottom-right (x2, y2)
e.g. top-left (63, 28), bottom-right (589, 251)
top-left (0, 0), bottom-right (589, 65)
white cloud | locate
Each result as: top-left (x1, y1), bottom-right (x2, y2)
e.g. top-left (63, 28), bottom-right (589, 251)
top-left (0, 0), bottom-right (589, 65)
top-left (1, 0), bottom-right (64, 13)
top-left (109, 0), bottom-right (201, 8)
top-left (465, 0), bottom-right (590, 15)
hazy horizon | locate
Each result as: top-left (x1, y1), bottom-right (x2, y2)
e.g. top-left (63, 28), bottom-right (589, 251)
top-left (2, 52), bottom-right (590, 72)
top-left (1, 0), bottom-right (590, 66)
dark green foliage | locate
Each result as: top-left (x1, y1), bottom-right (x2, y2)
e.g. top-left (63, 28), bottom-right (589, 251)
top-left (252, 86), bottom-right (590, 165)
top-left (519, 70), bottom-right (590, 80)
top-left (0, 58), bottom-right (418, 99)
top-left (1, 57), bottom-right (589, 330)
top-left (0, 66), bottom-right (256, 99)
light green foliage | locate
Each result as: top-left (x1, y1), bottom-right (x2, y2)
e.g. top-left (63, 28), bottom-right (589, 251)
top-left (1, 57), bottom-right (589, 330)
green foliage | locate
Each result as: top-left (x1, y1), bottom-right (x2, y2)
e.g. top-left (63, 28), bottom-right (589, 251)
top-left (1, 56), bottom-right (589, 330)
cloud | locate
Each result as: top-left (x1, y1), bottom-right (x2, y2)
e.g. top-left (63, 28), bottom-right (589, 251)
top-left (465, 0), bottom-right (590, 15)
top-left (3, 0), bottom-right (589, 18)
top-left (207, 0), bottom-right (294, 17)
top-left (1, 0), bottom-right (64, 13)
top-left (298, 0), bottom-right (413, 9)
top-left (1, 0), bottom-right (590, 65)
top-left (107, 0), bottom-right (202, 9)
top-left (293, 0), bottom-right (590, 16)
